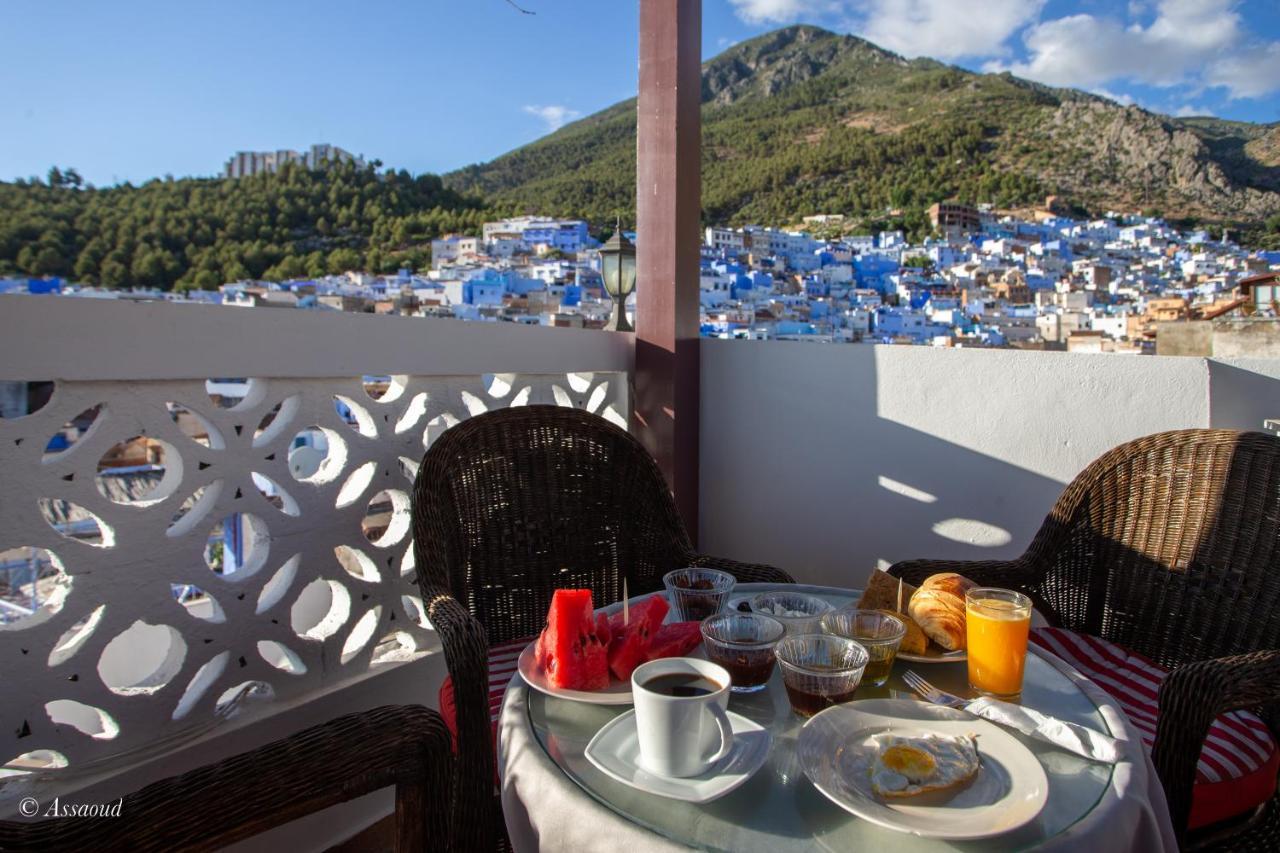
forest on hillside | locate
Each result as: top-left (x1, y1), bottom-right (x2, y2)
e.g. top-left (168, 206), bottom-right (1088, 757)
top-left (0, 162), bottom-right (487, 290)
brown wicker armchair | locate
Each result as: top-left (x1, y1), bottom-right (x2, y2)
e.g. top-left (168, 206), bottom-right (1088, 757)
top-left (412, 405), bottom-right (793, 849)
top-left (888, 429), bottom-right (1280, 850)
top-left (0, 704), bottom-right (452, 852)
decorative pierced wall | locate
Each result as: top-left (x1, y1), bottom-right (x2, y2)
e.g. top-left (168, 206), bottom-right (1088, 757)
top-left (0, 372), bottom-right (627, 775)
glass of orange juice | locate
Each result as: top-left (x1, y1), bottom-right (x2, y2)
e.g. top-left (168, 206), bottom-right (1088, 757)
top-left (965, 588), bottom-right (1032, 697)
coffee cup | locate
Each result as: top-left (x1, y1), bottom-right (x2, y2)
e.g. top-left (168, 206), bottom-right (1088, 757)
top-left (631, 657), bottom-right (734, 778)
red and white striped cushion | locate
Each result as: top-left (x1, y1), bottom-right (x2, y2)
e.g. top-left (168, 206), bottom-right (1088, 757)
top-left (1031, 627), bottom-right (1279, 829)
top-left (486, 636), bottom-right (533, 722)
top-left (437, 635), bottom-right (535, 746)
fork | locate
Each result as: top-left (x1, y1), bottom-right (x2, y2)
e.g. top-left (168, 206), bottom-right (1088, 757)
top-left (902, 669), bottom-right (1122, 762)
top-left (902, 670), bottom-right (968, 708)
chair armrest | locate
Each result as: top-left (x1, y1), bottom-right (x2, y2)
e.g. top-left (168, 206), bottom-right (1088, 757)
top-left (688, 553), bottom-right (795, 585)
top-left (0, 705), bottom-right (452, 853)
top-left (1153, 649), bottom-right (1280, 842)
top-left (416, 581), bottom-right (496, 852)
top-left (886, 557), bottom-right (1033, 588)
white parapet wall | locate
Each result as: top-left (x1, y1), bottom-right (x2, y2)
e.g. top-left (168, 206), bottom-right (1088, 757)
top-left (0, 297), bottom-right (631, 848)
top-left (699, 340), bottom-right (1278, 587)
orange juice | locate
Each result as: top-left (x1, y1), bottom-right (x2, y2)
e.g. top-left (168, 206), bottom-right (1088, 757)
top-left (966, 589), bottom-right (1032, 697)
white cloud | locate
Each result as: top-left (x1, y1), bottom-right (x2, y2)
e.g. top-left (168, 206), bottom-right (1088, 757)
top-left (728, 0), bottom-right (1040, 58)
top-left (1174, 104), bottom-right (1209, 117)
top-left (728, 0), bottom-right (842, 24)
top-left (522, 105), bottom-right (581, 132)
top-left (1206, 43), bottom-right (1280, 99)
top-left (990, 0), bottom-right (1280, 100)
top-left (1090, 88), bottom-right (1136, 107)
top-left (856, 0), bottom-right (1044, 60)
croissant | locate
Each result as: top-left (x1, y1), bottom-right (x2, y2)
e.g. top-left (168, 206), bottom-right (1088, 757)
top-left (919, 572), bottom-right (977, 601)
top-left (908, 573), bottom-right (977, 651)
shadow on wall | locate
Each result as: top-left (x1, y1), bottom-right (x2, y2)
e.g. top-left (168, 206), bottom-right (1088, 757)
top-left (1207, 358), bottom-right (1280, 432)
top-left (699, 342), bottom-right (1211, 587)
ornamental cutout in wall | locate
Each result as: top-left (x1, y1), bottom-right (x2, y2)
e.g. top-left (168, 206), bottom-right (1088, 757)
top-left (0, 372), bottom-right (627, 779)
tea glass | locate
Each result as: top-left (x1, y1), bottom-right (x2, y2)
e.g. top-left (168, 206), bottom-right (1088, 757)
top-left (700, 612), bottom-right (786, 693)
top-left (749, 591), bottom-right (833, 636)
top-left (663, 568), bottom-right (735, 622)
top-left (819, 608), bottom-right (906, 687)
top-left (774, 634), bottom-right (868, 718)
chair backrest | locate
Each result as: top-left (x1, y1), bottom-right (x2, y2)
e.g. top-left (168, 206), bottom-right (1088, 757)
top-left (1027, 429), bottom-right (1280, 668)
top-left (411, 406), bottom-right (691, 644)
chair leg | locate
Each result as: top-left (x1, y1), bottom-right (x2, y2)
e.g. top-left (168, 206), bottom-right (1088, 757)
top-left (394, 779), bottom-right (427, 852)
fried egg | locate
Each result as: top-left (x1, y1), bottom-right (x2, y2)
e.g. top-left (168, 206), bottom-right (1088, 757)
top-left (869, 733), bottom-right (980, 798)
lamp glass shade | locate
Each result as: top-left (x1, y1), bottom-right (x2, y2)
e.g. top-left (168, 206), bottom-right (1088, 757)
top-left (618, 253), bottom-right (636, 297)
top-left (603, 252), bottom-right (620, 297)
top-left (599, 228), bottom-right (636, 299)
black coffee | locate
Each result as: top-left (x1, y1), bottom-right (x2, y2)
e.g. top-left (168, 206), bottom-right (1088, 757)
top-left (642, 673), bottom-right (722, 697)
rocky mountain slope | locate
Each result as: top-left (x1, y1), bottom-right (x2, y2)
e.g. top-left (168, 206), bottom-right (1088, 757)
top-left (447, 25), bottom-right (1280, 231)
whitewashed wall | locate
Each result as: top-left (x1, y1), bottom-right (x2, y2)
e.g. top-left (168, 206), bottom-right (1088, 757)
top-left (0, 297), bottom-right (631, 846)
top-left (699, 341), bottom-right (1274, 588)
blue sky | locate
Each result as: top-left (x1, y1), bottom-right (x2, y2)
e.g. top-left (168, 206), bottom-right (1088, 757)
top-left (2, 0), bottom-right (1277, 186)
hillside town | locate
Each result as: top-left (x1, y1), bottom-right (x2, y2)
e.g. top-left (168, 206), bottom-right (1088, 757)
top-left (4, 205), bottom-right (1278, 356)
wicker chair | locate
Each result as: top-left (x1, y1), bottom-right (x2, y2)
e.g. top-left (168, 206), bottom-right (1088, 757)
top-left (887, 429), bottom-right (1280, 850)
top-left (412, 405), bottom-right (794, 849)
top-left (0, 705), bottom-right (452, 852)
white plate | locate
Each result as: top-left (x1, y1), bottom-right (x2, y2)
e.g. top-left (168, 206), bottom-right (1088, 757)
top-left (585, 709), bottom-right (771, 803)
top-left (897, 646), bottom-right (967, 664)
top-left (798, 699), bottom-right (1048, 840)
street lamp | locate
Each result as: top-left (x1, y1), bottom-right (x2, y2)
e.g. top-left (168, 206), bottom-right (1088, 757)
top-left (599, 220), bottom-right (636, 332)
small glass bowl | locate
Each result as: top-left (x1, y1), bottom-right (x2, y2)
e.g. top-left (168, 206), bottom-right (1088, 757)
top-left (775, 633), bottom-right (869, 718)
top-left (820, 608), bottom-right (906, 687)
top-left (749, 591), bottom-right (833, 635)
top-left (700, 612), bottom-right (786, 693)
top-left (663, 568), bottom-right (735, 622)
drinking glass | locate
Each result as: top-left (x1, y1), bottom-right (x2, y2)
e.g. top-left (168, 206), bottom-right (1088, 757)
top-left (749, 591), bottom-right (833, 635)
top-left (774, 634), bottom-right (868, 718)
top-left (663, 568), bottom-right (735, 622)
top-left (819, 609), bottom-right (905, 687)
top-left (965, 587), bottom-right (1032, 697)
top-left (700, 612), bottom-right (785, 693)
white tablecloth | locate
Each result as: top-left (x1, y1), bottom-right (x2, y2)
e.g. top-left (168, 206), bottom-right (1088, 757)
top-left (499, 641), bottom-right (1177, 853)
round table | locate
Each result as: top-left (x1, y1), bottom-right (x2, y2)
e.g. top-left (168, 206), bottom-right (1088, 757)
top-left (499, 584), bottom-right (1177, 852)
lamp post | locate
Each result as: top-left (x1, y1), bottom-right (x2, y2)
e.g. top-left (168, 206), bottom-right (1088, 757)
top-left (599, 221), bottom-right (636, 332)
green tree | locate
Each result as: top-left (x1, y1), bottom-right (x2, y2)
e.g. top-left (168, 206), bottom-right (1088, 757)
top-left (327, 248), bottom-right (361, 274)
top-left (100, 258), bottom-right (128, 288)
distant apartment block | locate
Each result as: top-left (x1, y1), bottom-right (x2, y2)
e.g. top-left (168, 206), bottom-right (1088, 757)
top-left (928, 202), bottom-right (981, 240)
top-left (224, 144), bottom-right (365, 178)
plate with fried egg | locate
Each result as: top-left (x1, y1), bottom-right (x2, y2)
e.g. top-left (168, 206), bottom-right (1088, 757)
top-left (797, 699), bottom-right (1048, 839)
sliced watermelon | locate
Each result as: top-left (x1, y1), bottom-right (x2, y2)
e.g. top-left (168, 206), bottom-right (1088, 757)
top-left (645, 621), bottom-right (704, 661)
top-left (536, 589), bottom-right (610, 690)
top-left (607, 594), bottom-right (670, 681)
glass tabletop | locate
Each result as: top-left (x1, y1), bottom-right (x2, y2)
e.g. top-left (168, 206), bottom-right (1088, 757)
top-left (524, 584), bottom-right (1117, 852)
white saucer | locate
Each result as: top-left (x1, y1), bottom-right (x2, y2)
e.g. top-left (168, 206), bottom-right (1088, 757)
top-left (584, 709), bottom-right (771, 803)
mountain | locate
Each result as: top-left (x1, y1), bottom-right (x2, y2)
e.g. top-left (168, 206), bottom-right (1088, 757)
top-left (447, 25), bottom-right (1280, 235)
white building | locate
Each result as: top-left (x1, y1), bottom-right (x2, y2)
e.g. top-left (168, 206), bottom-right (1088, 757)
top-left (223, 143), bottom-right (363, 178)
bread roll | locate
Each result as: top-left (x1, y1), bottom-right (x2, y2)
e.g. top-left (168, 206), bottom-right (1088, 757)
top-left (908, 573), bottom-right (977, 651)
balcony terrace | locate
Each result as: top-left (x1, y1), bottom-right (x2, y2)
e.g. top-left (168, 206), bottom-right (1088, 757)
top-left (2, 292), bottom-right (1277, 848)
top-left (2, 2), bottom-right (1279, 850)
